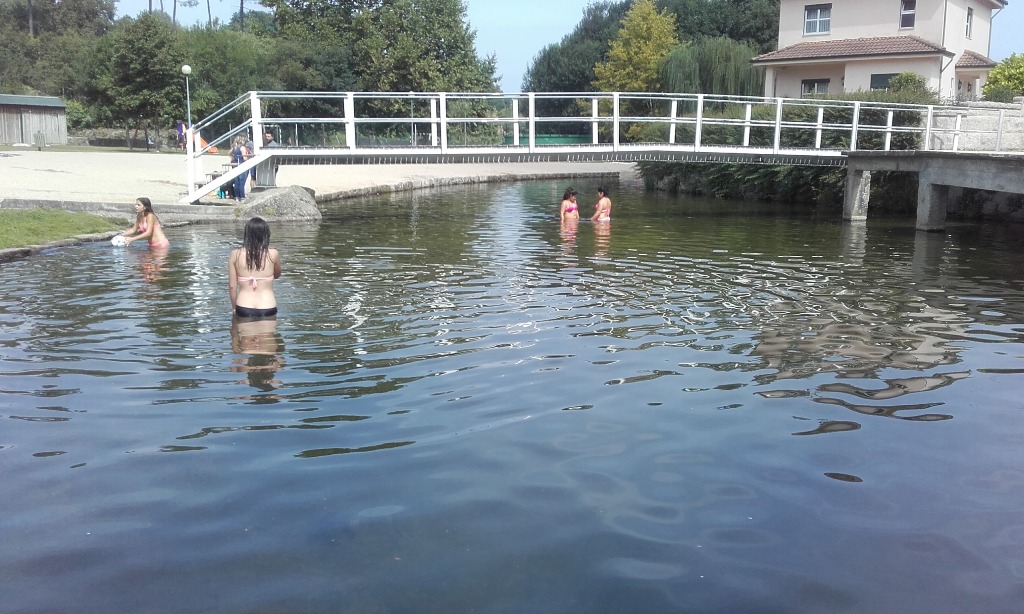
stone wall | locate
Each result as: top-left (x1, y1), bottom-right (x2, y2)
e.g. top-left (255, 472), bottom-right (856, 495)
top-left (928, 101), bottom-right (1024, 153)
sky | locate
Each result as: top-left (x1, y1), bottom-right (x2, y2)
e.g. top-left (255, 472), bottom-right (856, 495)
top-left (116, 0), bottom-right (1023, 93)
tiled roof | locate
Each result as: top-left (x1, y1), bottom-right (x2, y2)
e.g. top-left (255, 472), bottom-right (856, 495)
top-left (752, 36), bottom-right (953, 64)
top-left (957, 49), bottom-right (997, 68)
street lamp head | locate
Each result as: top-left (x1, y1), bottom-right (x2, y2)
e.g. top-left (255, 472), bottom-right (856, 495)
top-left (181, 65), bottom-right (192, 76)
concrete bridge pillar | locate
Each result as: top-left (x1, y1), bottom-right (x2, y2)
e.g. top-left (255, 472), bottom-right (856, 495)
top-left (843, 168), bottom-right (871, 221)
top-left (916, 169), bottom-right (948, 232)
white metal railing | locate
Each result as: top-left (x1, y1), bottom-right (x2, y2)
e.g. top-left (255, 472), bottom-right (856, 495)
top-left (181, 91), bottom-right (1024, 204)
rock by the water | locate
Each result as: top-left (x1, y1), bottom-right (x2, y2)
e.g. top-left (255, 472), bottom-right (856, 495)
top-left (239, 186), bottom-right (322, 222)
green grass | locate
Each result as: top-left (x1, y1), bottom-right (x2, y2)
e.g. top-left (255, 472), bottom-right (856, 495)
top-left (0, 209), bottom-right (124, 250)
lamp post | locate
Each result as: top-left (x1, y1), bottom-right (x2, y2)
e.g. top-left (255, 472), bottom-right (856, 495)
top-left (182, 64), bottom-right (194, 201)
top-left (181, 64), bottom-right (192, 128)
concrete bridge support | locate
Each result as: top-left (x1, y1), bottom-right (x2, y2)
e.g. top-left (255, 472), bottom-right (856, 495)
top-left (842, 169), bottom-right (871, 222)
top-left (917, 170), bottom-right (950, 231)
top-left (843, 152), bottom-right (1024, 232)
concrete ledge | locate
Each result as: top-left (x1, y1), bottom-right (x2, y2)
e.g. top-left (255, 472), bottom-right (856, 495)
top-left (316, 170), bottom-right (621, 202)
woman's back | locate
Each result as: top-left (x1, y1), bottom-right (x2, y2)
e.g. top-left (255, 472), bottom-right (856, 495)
top-left (230, 217), bottom-right (281, 319)
top-left (232, 247), bottom-right (279, 309)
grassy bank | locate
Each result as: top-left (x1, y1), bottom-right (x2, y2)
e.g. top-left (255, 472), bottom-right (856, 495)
top-left (0, 209), bottom-right (123, 250)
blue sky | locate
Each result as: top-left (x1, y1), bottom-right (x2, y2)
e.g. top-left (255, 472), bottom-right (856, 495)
top-left (117, 0), bottom-right (1022, 93)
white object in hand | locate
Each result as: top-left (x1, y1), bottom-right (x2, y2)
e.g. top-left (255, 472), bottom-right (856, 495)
top-left (111, 234), bottom-right (127, 246)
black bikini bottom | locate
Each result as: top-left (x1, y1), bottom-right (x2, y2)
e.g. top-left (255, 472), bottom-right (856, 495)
top-left (235, 306), bottom-right (278, 319)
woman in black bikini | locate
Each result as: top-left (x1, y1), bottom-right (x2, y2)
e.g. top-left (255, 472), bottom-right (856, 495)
top-left (228, 217), bottom-right (281, 319)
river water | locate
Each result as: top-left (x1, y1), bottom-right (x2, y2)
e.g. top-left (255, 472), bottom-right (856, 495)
top-left (2, 179), bottom-right (1023, 613)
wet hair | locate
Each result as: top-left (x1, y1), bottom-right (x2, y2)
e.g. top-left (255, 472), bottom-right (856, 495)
top-left (242, 217), bottom-right (271, 270)
top-left (597, 186), bottom-right (609, 196)
top-left (136, 197), bottom-right (154, 215)
top-left (562, 187), bottom-right (578, 200)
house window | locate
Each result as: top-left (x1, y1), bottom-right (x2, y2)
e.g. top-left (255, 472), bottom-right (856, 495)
top-left (900, 0), bottom-right (916, 29)
top-left (804, 4), bottom-right (831, 35)
top-left (801, 79), bottom-right (830, 96)
top-left (870, 73), bottom-right (899, 90)
top-left (966, 7), bottom-right (974, 39)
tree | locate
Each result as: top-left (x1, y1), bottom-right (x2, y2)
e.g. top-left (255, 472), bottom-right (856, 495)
top-left (98, 12), bottom-right (185, 138)
top-left (524, 0), bottom-right (779, 96)
top-left (662, 36), bottom-right (763, 96)
top-left (522, 1), bottom-right (630, 93)
top-left (0, 0), bottom-right (116, 36)
top-left (982, 53), bottom-right (1024, 100)
top-left (181, 26), bottom-right (278, 117)
top-left (662, 0), bottom-right (779, 53)
top-left (227, 7), bottom-right (276, 34)
top-left (0, 0), bottom-right (115, 95)
top-left (593, 0), bottom-right (678, 92)
top-left (0, 27), bottom-right (35, 93)
top-left (351, 0), bottom-right (496, 93)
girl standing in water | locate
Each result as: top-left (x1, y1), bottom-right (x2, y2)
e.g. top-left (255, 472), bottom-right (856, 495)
top-left (229, 217), bottom-right (281, 319)
top-left (122, 197), bottom-right (170, 249)
top-left (559, 187), bottom-right (580, 222)
top-left (591, 186), bottom-right (612, 222)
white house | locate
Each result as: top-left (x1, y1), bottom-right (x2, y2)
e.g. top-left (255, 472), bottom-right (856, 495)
top-left (751, 0), bottom-right (1008, 100)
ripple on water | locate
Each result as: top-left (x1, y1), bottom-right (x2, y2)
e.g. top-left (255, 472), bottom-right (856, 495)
top-left (3, 186), bottom-right (1024, 611)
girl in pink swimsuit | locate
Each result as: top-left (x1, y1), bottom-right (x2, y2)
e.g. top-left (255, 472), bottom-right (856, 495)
top-left (559, 187), bottom-right (580, 222)
top-left (122, 197), bottom-right (170, 249)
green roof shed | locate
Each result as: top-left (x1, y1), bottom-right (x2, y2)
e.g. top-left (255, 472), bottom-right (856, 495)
top-left (0, 94), bottom-right (68, 146)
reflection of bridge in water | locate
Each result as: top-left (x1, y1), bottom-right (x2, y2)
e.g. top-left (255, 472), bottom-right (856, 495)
top-left (184, 91), bottom-right (1024, 230)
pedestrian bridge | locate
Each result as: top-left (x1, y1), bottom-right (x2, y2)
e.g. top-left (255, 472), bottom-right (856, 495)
top-left (184, 91), bottom-right (1024, 211)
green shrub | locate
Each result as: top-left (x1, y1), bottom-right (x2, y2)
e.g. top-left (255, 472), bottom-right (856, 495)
top-left (65, 99), bottom-right (94, 130)
top-left (983, 83), bottom-right (1018, 103)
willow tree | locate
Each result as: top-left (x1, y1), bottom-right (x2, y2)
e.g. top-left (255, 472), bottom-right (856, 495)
top-left (662, 36), bottom-right (763, 96)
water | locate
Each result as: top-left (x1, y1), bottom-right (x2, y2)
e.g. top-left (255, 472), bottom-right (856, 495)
top-left (2, 180), bottom-right (1023, 613)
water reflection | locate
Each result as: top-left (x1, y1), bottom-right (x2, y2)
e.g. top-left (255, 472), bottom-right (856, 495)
top-left (138, 248), bottom-right (169, 283)
top-left (750, 295), bottom-right (968, 428)
top-left (559, 219), bottom-right (578, 254)
top-left (593, 219), bottom-right (610, 257)
top-left (230, 317), bottom-right (285, 396)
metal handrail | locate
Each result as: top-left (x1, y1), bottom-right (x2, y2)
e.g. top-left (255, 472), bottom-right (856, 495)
top-left (180, 91), bottom-right (1024, 204)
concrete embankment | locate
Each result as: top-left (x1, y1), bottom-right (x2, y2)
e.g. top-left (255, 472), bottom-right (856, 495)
top-left (0, 148), bottom-right (636, 260)
top-left (0, 149), bottom-right (635, 217)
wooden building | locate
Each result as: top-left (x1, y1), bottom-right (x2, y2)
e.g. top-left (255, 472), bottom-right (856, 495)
top-left (0, 94), bottom-right (68, 146)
